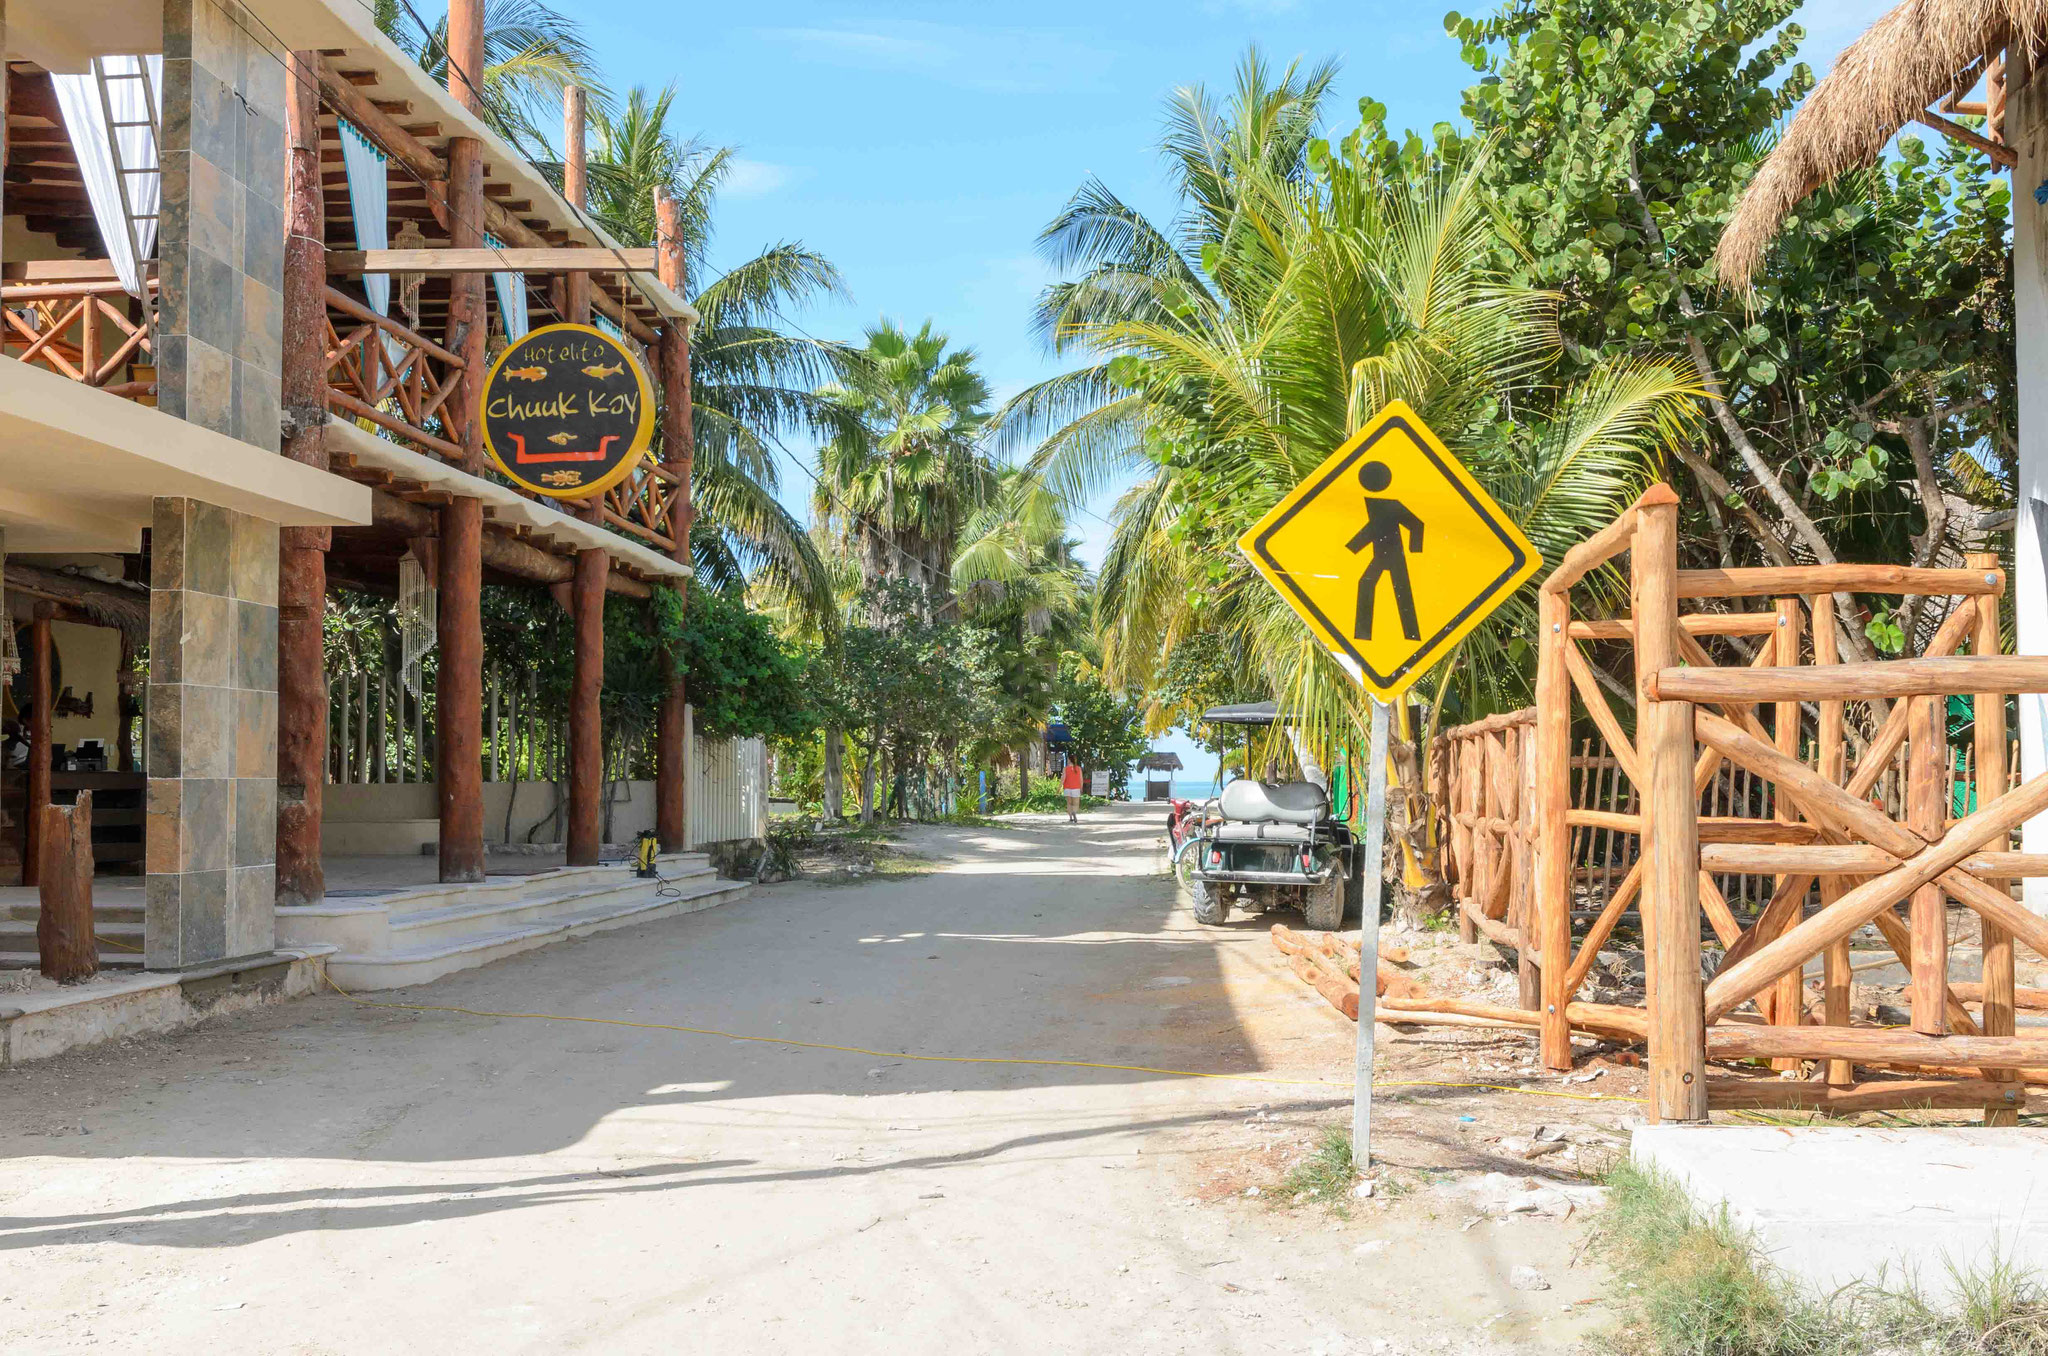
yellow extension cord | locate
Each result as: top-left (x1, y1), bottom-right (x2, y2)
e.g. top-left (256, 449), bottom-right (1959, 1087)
top-left (313, 963), bottom-right (1646, 1105)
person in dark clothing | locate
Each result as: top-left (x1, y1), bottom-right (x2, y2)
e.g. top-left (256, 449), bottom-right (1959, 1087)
top-left (1345, 460), bottom-right (1424, 641)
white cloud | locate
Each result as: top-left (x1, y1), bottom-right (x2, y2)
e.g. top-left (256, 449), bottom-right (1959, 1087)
top-left (758, 20), bottom-right (1113, 95)
top-left (722, 158), bottom-right (798, 199)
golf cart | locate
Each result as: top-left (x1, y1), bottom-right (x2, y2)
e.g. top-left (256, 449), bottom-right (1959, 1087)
top-left (1168, 702), bottom-right (1364, 930)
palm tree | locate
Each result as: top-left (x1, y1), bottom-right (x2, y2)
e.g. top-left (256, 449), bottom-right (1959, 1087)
top-left (814, 321), bottom-right (996, 615)
top-left (572, 84), bottom-right (849, 628)
top-left (373, 0), bottom-right (608, 158)
top-left (1000, 49), bottom-right (1702, 897)
top-left (952, 471), bottom-right (1091, 799)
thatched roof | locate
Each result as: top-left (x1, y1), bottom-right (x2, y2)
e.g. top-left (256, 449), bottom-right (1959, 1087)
top-left (1716, 0), bottom-right (2040, 289)
top-left (1138, 751), bottom-right (1184, 772)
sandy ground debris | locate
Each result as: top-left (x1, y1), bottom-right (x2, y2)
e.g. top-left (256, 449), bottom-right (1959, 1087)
top-left (1, 801), bottom-right (1636, 1354)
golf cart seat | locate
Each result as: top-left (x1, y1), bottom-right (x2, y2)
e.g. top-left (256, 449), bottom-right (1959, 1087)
top-left (1218, 779), bottom-right (1328, 826)
top-left (1210, 820), bottom-right (1315, 843)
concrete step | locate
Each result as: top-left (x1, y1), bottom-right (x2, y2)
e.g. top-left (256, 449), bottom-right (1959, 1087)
top-left (0, 951), bottom-right (148, 970)
top-left (381, 870), bottom-right (718, 947)
top-left (1, 902), bottom-right (145, 925)
top-left (318, 874), bottom-right (751, 990)
top-left (357, 855), bottom-right (715, 919)
top-left (0, 920), bottom-right (144, 950)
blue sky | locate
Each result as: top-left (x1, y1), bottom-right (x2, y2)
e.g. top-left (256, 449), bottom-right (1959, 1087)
top-left (585, 0), bottom-right (1877, 781)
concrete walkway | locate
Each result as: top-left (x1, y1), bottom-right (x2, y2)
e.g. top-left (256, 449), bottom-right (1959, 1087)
top-left (0, 803), bottom-right (1607, 1354)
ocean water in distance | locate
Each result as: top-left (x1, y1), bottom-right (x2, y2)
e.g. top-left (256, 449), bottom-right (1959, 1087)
top-left (1123, 776), bottom-right (1226, 801)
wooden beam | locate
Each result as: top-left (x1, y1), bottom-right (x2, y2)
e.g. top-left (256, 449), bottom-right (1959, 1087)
top-left (1908, 690), bottom-right (1947, 1034)
top-left (1568, 613), bottom-right (1782, 640)
top-left (1706, 1076), bottom-right (2024, 1113)
top-left (1709, 1025), bottom-right (2048, 1068)
top-left (1676, 564), bottom-right (2003, 599)
top-left (1699, 843), bottom-right (1896, 874)
top-left (1971, 557), bottom-right (2019, 1124)
top-left (1637, 493), bottom-right (1707, 1121)
top-left (567, 547), bottom-right (607, 866)
top-left (1703, 772), bottom-right (2048, 1021)
top-left (654, 184), bottom-right (692, 854)
top-left (362, 490), bottom-right (651, 597)
top-left (1651, 654), bottom-right (2048, 704)
top-left (326, 246), bottom-right (656, 275)
top-left (1913, 110), bottom-right (2018, 167)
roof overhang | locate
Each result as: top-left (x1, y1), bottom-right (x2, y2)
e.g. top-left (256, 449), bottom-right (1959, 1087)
top-left (0, 360), bottom-right (371, 551)
top-left (314, 12), bottom-right (700, 331)
top-left (12, 0), bottom-right (366, 74)
top-left (325, 417), bottom-right (690, 582)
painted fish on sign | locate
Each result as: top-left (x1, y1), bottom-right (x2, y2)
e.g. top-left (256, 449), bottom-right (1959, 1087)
top-left (479, 323), bottom-right (656, 499)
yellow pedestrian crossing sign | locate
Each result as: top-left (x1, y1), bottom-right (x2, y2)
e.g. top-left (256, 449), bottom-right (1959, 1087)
top-left (1238, 400), bottom-right (1543, 701)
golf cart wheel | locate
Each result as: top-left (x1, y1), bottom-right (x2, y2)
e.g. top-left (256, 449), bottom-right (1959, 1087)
top-left (1189, 875), bottom-right (1230, 925)
top-left (1301, 874), bottom-right (1345, 931)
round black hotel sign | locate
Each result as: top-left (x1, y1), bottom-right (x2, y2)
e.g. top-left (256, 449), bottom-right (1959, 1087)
top-left (479, 323), bottom-right (656, 499)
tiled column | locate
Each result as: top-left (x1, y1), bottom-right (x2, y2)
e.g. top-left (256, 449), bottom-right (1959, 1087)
top-left (146, 498), bottom-right (279, 969)
top-left (157, 0), bottom-right (287, 448)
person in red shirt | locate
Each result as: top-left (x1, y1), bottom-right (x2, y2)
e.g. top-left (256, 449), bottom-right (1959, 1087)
top-left (1061, 761), bottom-right (1083, 823)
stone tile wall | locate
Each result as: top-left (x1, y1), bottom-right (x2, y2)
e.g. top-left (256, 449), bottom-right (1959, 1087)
top-left (146, 498), bottom-right (279, 968)
top-left (156, 0), bottom-right (287, 448)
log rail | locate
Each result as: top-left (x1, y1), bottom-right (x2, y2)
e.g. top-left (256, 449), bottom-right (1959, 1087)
top-left (1430, 484), bottom-right (2042, 1125)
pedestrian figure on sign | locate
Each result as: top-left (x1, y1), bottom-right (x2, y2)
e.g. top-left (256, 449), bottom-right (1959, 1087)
top-left (1346, 460), bottom-right (1424, 642)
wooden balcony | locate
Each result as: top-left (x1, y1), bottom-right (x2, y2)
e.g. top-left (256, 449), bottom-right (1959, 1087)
top-left (1, 273), bottom-right (156, 399)
top-left (0, 265), bottom-right (683, 557)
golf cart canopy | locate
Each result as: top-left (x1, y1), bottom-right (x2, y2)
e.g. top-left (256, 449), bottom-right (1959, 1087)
top-left (1200, 701), bottom-right (1297, 726)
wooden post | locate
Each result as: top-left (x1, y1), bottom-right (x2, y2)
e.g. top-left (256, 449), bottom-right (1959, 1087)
top-left (1908, 685), bottom-right (1948, 1035)
top-left (1514, 725), bottom-right (1540, 1010)
top-left (1634, 489), bottom-right (1706, 1122)
top-left (37, 791), bottom-right (95, 982)
top-left (1813, 591), bottom-right (1854, 1087)
top-left (437, 498), bottom-right (485, 881)
top-left (433, 0), bottom-right (487, 883)
top-left (277, 49), bottom-right (330, 907)
top-left (567, 547), bottom-right (607, 865)
top-left (1769, 596), bottom-right (1805, 1066)
top-left (1535, 587), bottom-right (1574, 1068)
top-left (653, 186), bottom-right (693, 851)
top-left (561, 86), bottom-right (591, 326)
top-left (445, 0), bottom-right (485, 115)
top-left (1971, 553), bottom-right (2017, 1123)
top-left (1455, 738), bottom-right (1477, 940)
top-left (23, 608), bottom-right (52, 887)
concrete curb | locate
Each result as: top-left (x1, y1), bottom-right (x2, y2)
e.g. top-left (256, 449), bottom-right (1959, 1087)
top-left (0, 946), bottom-right (337, 1068)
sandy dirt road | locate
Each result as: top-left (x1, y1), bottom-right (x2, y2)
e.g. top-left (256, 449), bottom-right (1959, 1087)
top-left (0, 803), bottom-right (1620, 1354)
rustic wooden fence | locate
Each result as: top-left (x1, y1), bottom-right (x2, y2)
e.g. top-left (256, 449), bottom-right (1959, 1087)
top-left (1433, 483), bottom-right (2048, 1124)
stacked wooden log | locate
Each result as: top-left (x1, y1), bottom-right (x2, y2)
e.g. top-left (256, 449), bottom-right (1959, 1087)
top-left (1268, 923), bottom-right (1647, 1044)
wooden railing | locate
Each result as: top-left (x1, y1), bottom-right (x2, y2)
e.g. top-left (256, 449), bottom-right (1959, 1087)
top-left (321, 283), bottom-right (683, 555)
top-left (601, 461), bottom-right (685, 552)
top-left (322, 286), bottom-right (470, 462)
top-left (1, 278), bottom-right (155, 396)
top-left (1434, 482), bottom-right (2048, 1125)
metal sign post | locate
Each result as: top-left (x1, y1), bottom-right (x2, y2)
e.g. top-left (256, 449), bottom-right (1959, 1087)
top-left (1351, 698), bottom-right (1389, 1168)
top-left (1235, 399), bottom-right (1543, 1174)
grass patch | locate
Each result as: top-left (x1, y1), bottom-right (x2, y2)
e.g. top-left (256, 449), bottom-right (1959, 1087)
top-left (1594, 1158), bottom-right (2048, 1355)
top-left (1278, 1126), bottom-right (1356, 1211)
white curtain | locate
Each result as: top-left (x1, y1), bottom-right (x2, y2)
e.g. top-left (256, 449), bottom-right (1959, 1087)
top-left (486, 233), bottom-right (530, 343)
top-left (52, 56), bottom-right (163, 298)
top-left (337, 120), bottom-right (391, 319)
